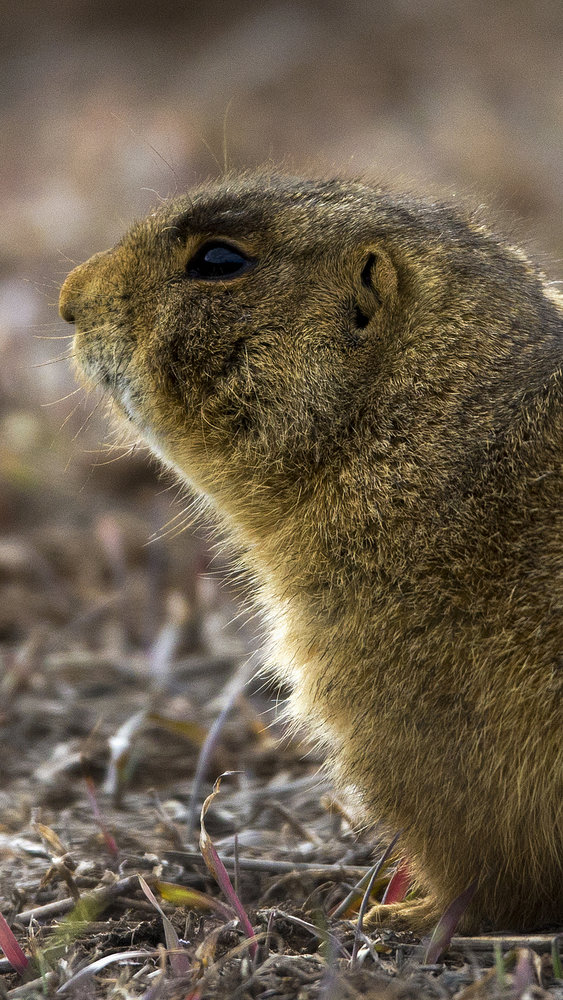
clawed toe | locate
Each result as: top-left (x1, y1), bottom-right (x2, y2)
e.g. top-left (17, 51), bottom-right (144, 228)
top-left (362, 897), bottom-right (441, 934)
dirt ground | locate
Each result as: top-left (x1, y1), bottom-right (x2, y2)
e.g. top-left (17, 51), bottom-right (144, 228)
top-left (2, 480), bottom-right (561, 999)
top-left (1, 1), bottom-right (562, 996)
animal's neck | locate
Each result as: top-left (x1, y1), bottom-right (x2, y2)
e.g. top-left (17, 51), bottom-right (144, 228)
top-left (179, 363), bottom-right (562, 612)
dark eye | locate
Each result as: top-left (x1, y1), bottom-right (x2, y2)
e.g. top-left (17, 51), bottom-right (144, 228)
top-left (186, 240), bottom-right (255, 280)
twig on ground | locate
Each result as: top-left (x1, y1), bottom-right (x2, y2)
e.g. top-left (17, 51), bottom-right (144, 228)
top-left (164, 850), bottom-right (369, 877)
top-left (186, 660), bottom-right (253, 838)
top-left (15, 875), bottom-right (140, 925)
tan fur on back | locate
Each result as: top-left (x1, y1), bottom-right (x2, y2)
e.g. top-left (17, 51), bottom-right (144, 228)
top-left (60, 173), bottom-right (563, 931)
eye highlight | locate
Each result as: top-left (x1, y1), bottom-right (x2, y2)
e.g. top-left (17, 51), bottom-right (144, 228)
top-left (186, 240), bottom-right (255, 280)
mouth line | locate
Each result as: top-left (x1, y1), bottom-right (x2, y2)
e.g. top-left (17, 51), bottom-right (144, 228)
top-left (73, 349), bottom-right (137, 423)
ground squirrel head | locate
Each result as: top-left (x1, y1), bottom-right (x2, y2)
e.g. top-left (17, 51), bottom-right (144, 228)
top-left (60, 172), bottom-right (560, 530)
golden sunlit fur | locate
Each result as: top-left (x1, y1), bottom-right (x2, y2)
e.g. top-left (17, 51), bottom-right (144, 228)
top-left (60, 172), bottom-right (562, 932)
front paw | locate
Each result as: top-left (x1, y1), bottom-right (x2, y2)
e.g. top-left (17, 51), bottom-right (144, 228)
top-left (362, 896), bottom-right (441, 934)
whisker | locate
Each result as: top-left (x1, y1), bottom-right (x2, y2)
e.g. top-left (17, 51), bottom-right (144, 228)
top-left (149, 503), bottom-right (196, 538)
top-left (196, 132), bottom-right (223, 175)
top-left (140, 187), bottom-right (169, 204)
top-left (41, 385), bottom-right (85, 406)
top-left (91, 442), bottom-right (139, 467)
top-left (33, 332), bottom-right (75, 341)
top-left (68, 393), bottom-right (104, 446)
top-left (55, 249), bottom-right (80, 266)
top-left (222, 97), bottom-right (234, 175)
top-left (78, 421), bottom-right (125, 489)
top-left (30, 318), bottom-right (72, 326)
top-left (155, 479), bottom-right (185, 497)
top-left (55, 400), bottom-right (84, 436)
top-left (159, 522), bottom-right (197, 542)
top-left (80, 440), bottom-right (136, 454)
top-left (69, 396), bottom-right (129, 487)
top-left (32, 351), bottom-right (75, 368)
top-left (149, 508), bottom-right (198, 543)
top-left (25, 278), bottom-right (66, 295)
top-left (50, 372), bottom-right (106, 432)
top-left (109, 111), bottom-right (180, 193)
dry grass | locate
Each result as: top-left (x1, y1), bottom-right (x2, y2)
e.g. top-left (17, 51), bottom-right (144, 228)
top-left (0, 485), bottom-right (561, 998)
top-left (2, 2), bottom-right (562, 994)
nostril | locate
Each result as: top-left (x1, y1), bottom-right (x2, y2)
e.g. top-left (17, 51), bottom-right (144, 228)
top-left (59, 298), bottom-right (76, 324)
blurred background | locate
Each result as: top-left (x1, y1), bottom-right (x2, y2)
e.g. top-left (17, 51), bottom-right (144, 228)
top-left (1, 0), bottom-right (562, 738)
top-left (0, 9), bottom-right (562, 985)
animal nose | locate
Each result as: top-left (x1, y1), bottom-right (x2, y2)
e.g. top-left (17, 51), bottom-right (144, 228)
top-left (59, 249), bottom-right (113, 325)
top-left (59, 296), bottom-right (76, 324)
top-left (59, 269), bottom-right (82, 324)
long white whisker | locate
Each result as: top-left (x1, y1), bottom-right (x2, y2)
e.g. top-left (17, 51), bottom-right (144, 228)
top-left (32, 350), bottom-right (75, 368)
top-left (41, 385), bottom-right (85, 406)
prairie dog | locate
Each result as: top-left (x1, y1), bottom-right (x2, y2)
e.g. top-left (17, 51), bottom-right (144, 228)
top-left (60, 173), bottom-right (563, 931)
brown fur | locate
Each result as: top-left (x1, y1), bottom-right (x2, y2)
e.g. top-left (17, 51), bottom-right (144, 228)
top-left (59, 172), bottom-right (563, 932)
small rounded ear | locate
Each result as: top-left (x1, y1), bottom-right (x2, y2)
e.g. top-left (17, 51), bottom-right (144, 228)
top-left (359, 249), bottom-right (398, 308)
top-left (351, 248), bottom-right (399, 336)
